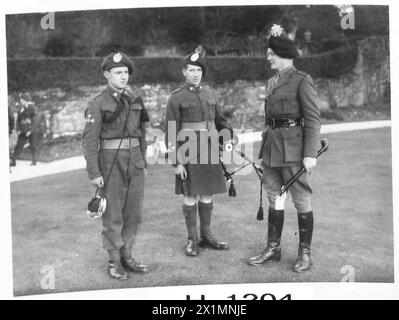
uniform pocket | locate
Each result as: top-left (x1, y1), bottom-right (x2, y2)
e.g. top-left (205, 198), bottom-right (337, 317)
top-left (280, 127), bottom-right (303, 162)
top-left (133, 148), bottom-right (145, 169)
top-left (282, 93), bottom-right (300, 115)
top-left (180, 102), bottom-right (200, 121)
top-left (102, 107), bottom-right (118, 124)
top-left (270, 96), bottom-right (285, 114)
top-left (134, 158), bottom-right (145, 169)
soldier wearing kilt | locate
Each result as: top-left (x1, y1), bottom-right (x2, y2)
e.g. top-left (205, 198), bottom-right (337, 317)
top-left (247, 25), bottom-right (321, 273)
top-left (165, 46), bottom-right (236, 257)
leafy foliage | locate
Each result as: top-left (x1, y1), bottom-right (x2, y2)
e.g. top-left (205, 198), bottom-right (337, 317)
top-left (7, 46), bottom-right (358, 92)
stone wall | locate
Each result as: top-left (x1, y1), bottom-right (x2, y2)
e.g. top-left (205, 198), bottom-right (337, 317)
top-left (8, 36), bottom-right (390, 140)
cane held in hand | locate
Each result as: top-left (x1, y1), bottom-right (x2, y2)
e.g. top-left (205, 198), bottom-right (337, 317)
top-left (278, 138), bottom-right (329, 197)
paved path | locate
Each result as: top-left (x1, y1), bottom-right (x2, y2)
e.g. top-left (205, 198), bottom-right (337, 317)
top-left (9, 120), bottom-right (391, 182)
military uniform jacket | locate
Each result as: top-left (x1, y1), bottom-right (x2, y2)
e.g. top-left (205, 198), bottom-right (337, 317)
top-left (165, 83), bottom-right (233, 195)
top-left (16, 105), bottom-right (40, 134)
top-left (259, 66), bottom-right (321, 167)
top-left (82, 85), bottom-right (149, 180)
top-left (165, 83), bottom-right (232, 164)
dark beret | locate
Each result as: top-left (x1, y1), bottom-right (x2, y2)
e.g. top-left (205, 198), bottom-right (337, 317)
top-left (184, 51), bottom-right (207, 77)
top-left (101, 52), bottom-right (134, 75)
top-left (268, 36), bottom-right (299, 59)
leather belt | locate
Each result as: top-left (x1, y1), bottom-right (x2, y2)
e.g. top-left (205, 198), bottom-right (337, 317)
top-left (100, 137), bottom-right (140, 150)
top-left (265, 117), bottom-right (302, 129)
top-left (181, 120), bottom-right (216, 131)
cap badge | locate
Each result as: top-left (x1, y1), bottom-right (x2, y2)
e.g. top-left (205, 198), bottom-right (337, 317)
top-left (190, 53), bottom-right (199, 62)
top-left (270, 24), bottom-right (284, 37)
top-left (113, 53), bottom-right (123, 63)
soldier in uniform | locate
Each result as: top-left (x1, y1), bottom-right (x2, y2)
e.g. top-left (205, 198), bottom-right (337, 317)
top-left (165, 46), bottom-right (236, 257)
top-left (8, 105), bottom-right (15, 136)
top-left (82, 51), bottom-right (150, 280)
top-left (247, 25), bottom-right (321, 273)
top-left (10, 92), bottom-right (40, 166)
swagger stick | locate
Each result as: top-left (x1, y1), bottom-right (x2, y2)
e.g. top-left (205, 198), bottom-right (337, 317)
top-left (278, 138), bottom-right (329, 196)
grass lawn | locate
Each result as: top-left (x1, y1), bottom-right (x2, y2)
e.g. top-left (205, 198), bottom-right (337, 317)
top-left (10, 127), bottom-right (393, 296)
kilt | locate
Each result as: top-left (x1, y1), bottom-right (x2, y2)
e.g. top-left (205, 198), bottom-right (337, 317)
top-left (175, 130), bottom-right (226, 196)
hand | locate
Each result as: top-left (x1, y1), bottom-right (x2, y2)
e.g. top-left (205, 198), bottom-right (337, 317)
top-left (174, 164), bottom-right (187, 180)
top-left (303, 157), bottom-right (317, 172)
top-left (144, 168), bottom-right (148, 177)
top-left (90, 176), bottom-right (104, 188)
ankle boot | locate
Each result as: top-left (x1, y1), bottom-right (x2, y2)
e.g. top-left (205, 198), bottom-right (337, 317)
top-left (120, 246), bottom-right (149, 273)
top-left (247, 208), bottom-right (284, 266)
top-left (293, 211), bottom-right (314, 273)
top-left (107, 250), bottom-right (128, 280)
top-left (183, 204), bottom-right (198, 256)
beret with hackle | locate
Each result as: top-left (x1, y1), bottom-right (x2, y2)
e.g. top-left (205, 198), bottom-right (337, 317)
top-left (184, 45), bottom-right (207, 76)
top-left (267, 24), bottom-right (299, 59)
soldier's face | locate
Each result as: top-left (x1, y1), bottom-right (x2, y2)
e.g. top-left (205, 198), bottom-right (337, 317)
top-left (183, 65), bottom-right (202, 86)
top-left (104, 66), bottom-right (129, 91)
top-left (267, 48), bottom-right (284, 70)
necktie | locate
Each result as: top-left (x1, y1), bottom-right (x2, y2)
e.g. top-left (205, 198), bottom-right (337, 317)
top-left (273, 73), bottom-right (280, 88)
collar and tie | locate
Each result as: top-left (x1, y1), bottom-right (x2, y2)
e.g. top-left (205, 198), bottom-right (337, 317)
top-left (271, 66), bottom-right (295, 90)
top-left (185, 83), bottom-right (202, 93)
top-left (272, 73), bottom-right (280, 88)
top-left (107, 86), bottom-right (132, 102)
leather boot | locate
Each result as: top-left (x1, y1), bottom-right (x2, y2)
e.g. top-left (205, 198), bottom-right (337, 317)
top-left (120, 246), bottom-right (149, 274)
top-left (247, 208), bottom-right (284, 266)
top-left (293, 211), bottom-right (314, 273)
top-left (186, 238), bottom-right (199, 257)
top-left (183, 204), bottom-right (199, 256)
top-left (198, 202), bottom-right (229, 250)
top-left (107, 250), bottom-right (128, 280)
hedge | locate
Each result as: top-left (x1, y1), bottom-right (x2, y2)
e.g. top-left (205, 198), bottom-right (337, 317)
top-left (7, 46), bottom-right (358, 92)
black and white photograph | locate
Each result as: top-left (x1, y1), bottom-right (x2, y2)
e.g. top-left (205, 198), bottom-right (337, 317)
top-left (1, 0), bottom-right (398, 300)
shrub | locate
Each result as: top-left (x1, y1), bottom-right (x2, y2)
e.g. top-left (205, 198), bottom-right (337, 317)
top-left (42, 37), bottom-right (74, 57)
top-left (295, 45), bottom-right (358, 79)
top-left (7, 46), bottom-right (358, 92)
